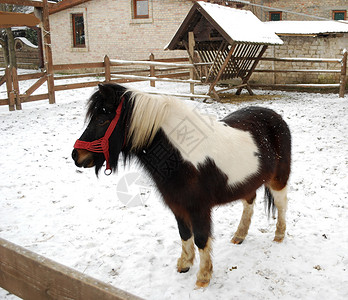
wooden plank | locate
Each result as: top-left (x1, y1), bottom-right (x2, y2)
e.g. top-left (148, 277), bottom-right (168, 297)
top-left (251, 83), bottom-right (340, 88)
top-left (23, 75), bottom-right (47, 98)
top-left (54, 72), bottom-right (105, 80)
top-left (208, 43), bottom-right (237, 94)
top-left (339, 50), bottom-right (347, 98)
top-left (0, 11), bottom-right (40, 27)
top-left (54, 80), bottom-right (102, 91)
top-left (20, 93), bottom-right (49, 103)
top-left (53, 62), bottom-right (104, 71)
top-left (42, 0), bottom-right (55, 105)
top-left (146, 91), bottom-right (210, 99)
top-left (260, 57), bottom-right (341, 63)
top-left (254, 69), bottom-right (341, 73)
top-left (0, 0), bottom-right (54, 8)
top-left (0, 98), bottom-right (9, 106)
top-left (11, 67), bottom-right (21, 110)
top-left (5, 68), bottom-right (14, 111)
top-left (0, 238), bottom-right (143, 300)
top-left (149, 53), bottom-right (156, 87)
top-left (109, 59), bottom-right (194, 69)
top-left (110, 74), bottom-right (200, 84)
top-left (18, 72), bottom-right (46, 81)
top-left (104, 55), bottom-right (111, 82)
top-left (0, 74), bottom-right (6, 86)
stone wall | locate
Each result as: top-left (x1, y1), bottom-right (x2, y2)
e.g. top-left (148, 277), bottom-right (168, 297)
top-left (49, 0), bottom-right (193, 65)
top-left (250, 33), bottom-right (348, 85)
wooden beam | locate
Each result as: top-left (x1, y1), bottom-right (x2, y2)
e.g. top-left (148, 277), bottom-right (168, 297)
top-left (236, 45), bottom-right (268, 95)
top-left (208, 43), bottom-right (237, 95)
top-left (104, 55), bottom-right (111, 82)
top-left (42, 0), bottom-right (55, 104)
top-left (0, 0), bottom-right (54, 8)
top-left (0, 238), bottom-right (143, 300)
top-left (339, 50), bottom-right (347, 98)
top-left (110, 74), bottom-right (200, 84)
top-left (109, 59), bottom-right (194, 69)
top-left (53, 62), bottom-right (104, 71)
top-left (260, 57), bottom-right (341, 63)
top-left (49, 0), bottom-right (91, 14)
top-left (0, 11), bottom-right (40, 28)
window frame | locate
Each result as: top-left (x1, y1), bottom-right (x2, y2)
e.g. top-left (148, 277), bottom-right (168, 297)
top-left (332, 10), bottom-right (346, 21)
top-left (269, 11), bottom-right (282, 21)
top-left (72, 13), bottom-right (86, 48)
top-left (133, 0), bottom-right (149, 19)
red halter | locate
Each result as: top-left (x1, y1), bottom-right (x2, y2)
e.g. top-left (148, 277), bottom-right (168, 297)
top-left (74, 98), bottom-right (124, 175)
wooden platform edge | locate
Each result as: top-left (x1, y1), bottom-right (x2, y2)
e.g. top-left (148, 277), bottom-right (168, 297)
top-left (0, 237), bottom-right (143, 300)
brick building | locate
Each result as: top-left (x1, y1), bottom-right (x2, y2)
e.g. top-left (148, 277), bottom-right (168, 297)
top-left (49, 0), bottom-right (195, 64)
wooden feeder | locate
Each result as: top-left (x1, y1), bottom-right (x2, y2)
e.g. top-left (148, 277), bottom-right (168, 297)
top-left (165, 1), bottom-right (283, 99)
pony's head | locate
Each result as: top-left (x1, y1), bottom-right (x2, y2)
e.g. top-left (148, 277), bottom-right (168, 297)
top-left (72, 83), bottom-right (131, 175)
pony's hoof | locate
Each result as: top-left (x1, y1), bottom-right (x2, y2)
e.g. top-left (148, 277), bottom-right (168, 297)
top-left (273, 236), bottom-right (284, 243)
top-left (231, 236), bottom-right (244, 244)
top-left (178, 267), bottom-right (190, 273)
top-left (195, 280), bottom-right (210, 289)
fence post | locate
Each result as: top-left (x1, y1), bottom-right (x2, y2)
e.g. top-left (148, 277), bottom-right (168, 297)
top-left (339, 49), bottom-right (347, 98)
top-left (11, 67), bottom-right (21, 110)
top-left (188, 32), bottom-right (195, 97)
top-left (5, 67), bottom-right (15, 111)
top-left (42, 0), bottom-right (55, 105)
top-left (149, 53), bottom-right (155, 87)
top-left (104, 55), bottom-right (111, 82)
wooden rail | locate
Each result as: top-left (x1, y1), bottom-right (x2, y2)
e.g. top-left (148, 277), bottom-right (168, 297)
top-left (0, 238), bottom-right (142, 300)
top-left (0, 54), bottom-right (208, 110)
top-left (252, 53), bottom-right (347, 96)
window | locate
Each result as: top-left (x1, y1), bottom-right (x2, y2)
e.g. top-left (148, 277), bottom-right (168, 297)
top-left (333, 10), bottom-right (346, 20)
top-left (269, 11), bottom-right (282, 21)
top-left (133, 0), bottom-right (149, 19)
top-left (72, 13), bottom-right (85, 47)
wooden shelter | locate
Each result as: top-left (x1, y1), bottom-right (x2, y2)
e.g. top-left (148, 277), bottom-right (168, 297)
top-left (166, 1), bottom-right (283, 98)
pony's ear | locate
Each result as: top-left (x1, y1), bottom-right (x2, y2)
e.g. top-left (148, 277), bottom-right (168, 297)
top-left (98, 83), bottom-right (113, 97)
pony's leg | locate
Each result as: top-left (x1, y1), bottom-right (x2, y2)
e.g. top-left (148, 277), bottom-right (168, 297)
top-left (191, 210), bottom-right (213, 288)
top-left (175, 216), bottom-right (195, 273)
top-left (231, 197), bottom-right (255, 244)
top-left (270, 185), bottom-right (288, 242)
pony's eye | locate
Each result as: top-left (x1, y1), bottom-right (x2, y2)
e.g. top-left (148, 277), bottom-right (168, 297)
top-left (98, 119), bottom-right (110, 126)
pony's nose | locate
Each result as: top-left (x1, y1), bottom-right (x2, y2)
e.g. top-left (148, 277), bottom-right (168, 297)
top-left (72, 149), bottom-right (78, 161)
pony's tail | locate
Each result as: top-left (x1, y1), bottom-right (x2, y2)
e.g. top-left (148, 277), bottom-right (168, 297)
top-left (264, 187), bottom-right (276, 219)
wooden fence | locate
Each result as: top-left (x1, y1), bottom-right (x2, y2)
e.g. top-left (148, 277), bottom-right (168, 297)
top-left (0, 54), bottom-right (210, 111)
top-left (253, 51), bottom-right (347, 97)
top-left (0, 238), bottom-right (142, 300)
top-left (1, 52), bottom-right (347, 111)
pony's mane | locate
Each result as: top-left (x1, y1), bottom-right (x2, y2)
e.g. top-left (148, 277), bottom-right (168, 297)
top-left (128, 90), bottom-right (173, 150)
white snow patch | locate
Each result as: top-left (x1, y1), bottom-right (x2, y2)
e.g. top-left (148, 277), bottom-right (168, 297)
top-left (0, 76), bottom-right (348, 299)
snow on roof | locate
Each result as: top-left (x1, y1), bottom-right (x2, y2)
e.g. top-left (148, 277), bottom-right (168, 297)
top-left (16, 37), bottom-right (38, 49)
top-left (197, 1), bottom-right (283, 45)
top-left (264, 20), bottom-right (348, 35)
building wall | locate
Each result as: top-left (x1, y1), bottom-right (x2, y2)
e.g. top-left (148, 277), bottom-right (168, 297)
top-left (49, 0), bottom-right (193, 65)
top-left (245, 0), bottom-right (347, 21)
top-left (251, 33), bottom-right (348, 85)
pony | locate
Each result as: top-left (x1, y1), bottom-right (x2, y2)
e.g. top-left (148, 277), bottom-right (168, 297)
top-left (72, 83), bottom-right (291, 288)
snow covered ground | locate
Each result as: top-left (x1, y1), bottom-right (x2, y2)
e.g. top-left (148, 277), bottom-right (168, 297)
top-left (0, 78), bottom-right (347, 299)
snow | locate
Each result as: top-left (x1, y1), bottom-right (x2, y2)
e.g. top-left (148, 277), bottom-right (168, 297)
top-left (15, 37), bottom-right (38, 49)
top-left (264, 20), bottom-right (348, 35)
top-left (1, 75), bottom-right (348, 299)
top-left (197, 1), bottom-right (283, 45)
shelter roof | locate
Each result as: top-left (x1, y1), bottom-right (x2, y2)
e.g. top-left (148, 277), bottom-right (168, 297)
top-left (166, 1), bottom-right (283, 50)
top-left (264, 21), bottom-right (348, 36)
